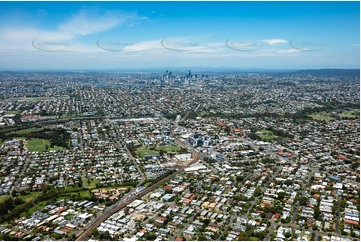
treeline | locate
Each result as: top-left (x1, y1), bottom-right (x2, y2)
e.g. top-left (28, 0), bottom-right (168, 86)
top-left (0, 128), bottom-right (70, 148)
top-left (291, 101), bottom-right (359, 121)
top-left (162, 112), bottom-right (178, 120)
top-left (26, 129), bottom-right (70, 148)
top-left (0, 189), bottom-right (63, 223)
top-left (0, 197), bottom-right (25, 216)
top-left (0, 188), bottom-right (87, 224)
top-left (266, 127), bottom-right (294, 139)
top-left (0, 197), bottom-right (32, 224)
top-left (181, 100), bottom-right (358, 122)
top-left (188, 111), bottom-right (283, 120)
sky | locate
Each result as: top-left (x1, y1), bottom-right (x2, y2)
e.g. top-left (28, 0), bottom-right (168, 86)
top-left (0, 1), bottom-right (359, 70)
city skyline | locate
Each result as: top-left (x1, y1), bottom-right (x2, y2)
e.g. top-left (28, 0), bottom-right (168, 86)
top-left (0, 1), bottom-right (359, 70)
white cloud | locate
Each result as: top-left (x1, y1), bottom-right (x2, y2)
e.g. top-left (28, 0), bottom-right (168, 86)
top-left (58, 10), bottom-right (138, 38)
top-left (263, 39), bottom-right (288, 45)
top-left (277, 49), bottom-right (301, 54)
top-left (0, 9), bottom-right (144, 50)
top-left (123, 39), bottom-right (225, 54)
top-left (123, 39), bottom-right (162, 52)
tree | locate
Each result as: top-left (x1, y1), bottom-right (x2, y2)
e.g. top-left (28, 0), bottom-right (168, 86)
top-left (340, 200), bottom-right (347, 208)
top-left (254, 187), bottom-right (262, 197)
top-left (13, 198), bottom-right (24, 206)
top-left (202, 218), bottom-right (210, 227)
top-left (51, 233), bottom-right (62, 240)
top-left (312, 224), bottom-right (318, 231)
top-left (299, 196), bottom-right (309, 206)
top-left (0, 203), bottom-right (7, 215)
top-left (310, 232), bottom-right (315, 240)
top-left (3, 197), bottom-right (14, 211)
top-left (277, 192), bottom-right (286, 200)
top-left (159, 149), bottom-right (165, 157)
top-left (99, 231), bottom-right (111, 240)
top-left (314, 206), bottom-right (321, 220)
top-left (91, 229), bottom-right (100, 237)
top-left (144, 233), bottom-right (156, 241)
top-left (198, 234), bottom-right (207, 241)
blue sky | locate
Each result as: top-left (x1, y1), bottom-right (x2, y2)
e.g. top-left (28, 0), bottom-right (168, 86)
top-left (0, 1), bottom-right (359, 70)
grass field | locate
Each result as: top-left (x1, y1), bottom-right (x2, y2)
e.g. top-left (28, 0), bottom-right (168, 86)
top-left (27, 138), bottom-right (65, 152)
top-left (7, 128), bottom-right (40, 136)
top-left (65, 214), bottom-right (74, 220)
top-left (4, 111), bottom-right (19, 114)
top-left (339, 110), bottom-right (358, 119)
top-left (18, 192), bottom-right (42, 202)
top-left (0, 195), bottom-right (11, 203)
top-left (258, 130), bottom-right (278, 141)
top-left (27, 138), bottom-right (51, 152)
top-left (0, 129), bottom-right (38, 146)
top-left (57, 190), bottom-right (91, 200)
top-left (77, 190), bottom-right (92, 199)
top-left (157, 145), bottom-right (181, 153)
top-left (27, 201), bottom-right (47, 215)
top-left (308, 111), bottom-right (335, 121)
top-left (136, 145), bottom-right (181, 157)
top-left (86, 178), bottom-right (97, 188)
top-left (136, 147), bottom-right (159, 157)
top-left (64, 186), bottom-right (83, 193)
top-left (91, 185), bottom-right (132, 191)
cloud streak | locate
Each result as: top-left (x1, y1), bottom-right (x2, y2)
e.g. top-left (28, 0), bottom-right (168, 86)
top-left (263, 39), bottom-right (288, 45)
top-left (58, 9), bottom-right (139, 38)
top-left (0, 8), bottom-right (144, 50)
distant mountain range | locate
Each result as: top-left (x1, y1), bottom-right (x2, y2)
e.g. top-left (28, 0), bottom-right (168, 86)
top-left (0, 68), bottom-right (359, 76)
top-left (293, 69), bottom-right (360, 77)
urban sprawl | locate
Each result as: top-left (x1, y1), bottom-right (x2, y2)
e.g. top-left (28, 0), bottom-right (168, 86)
top-left (0, 70), bottom-right (359, 241)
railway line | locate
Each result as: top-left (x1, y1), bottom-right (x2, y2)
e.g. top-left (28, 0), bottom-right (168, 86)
top-left (76, 151), bottom-right (200, 241)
